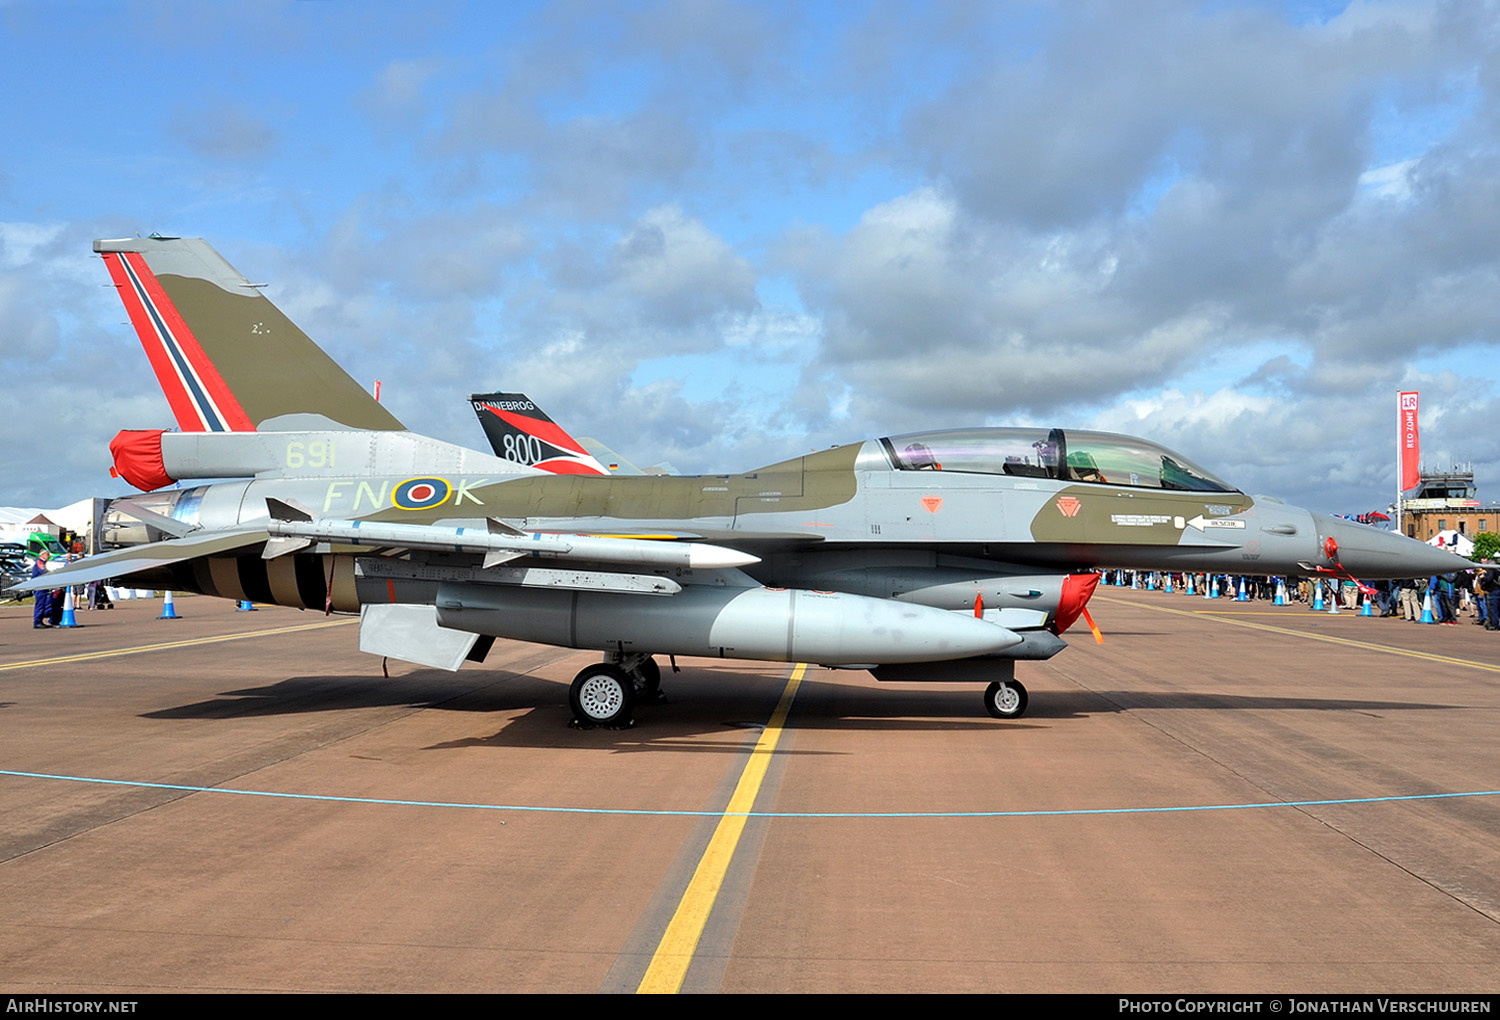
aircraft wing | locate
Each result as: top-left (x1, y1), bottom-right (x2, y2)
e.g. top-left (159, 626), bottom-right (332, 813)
top-left (12, 528), bottom-right (269, 590)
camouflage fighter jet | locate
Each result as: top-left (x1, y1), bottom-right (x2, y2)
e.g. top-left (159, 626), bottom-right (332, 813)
top-left (26, 236), bottom-right (1470, 726)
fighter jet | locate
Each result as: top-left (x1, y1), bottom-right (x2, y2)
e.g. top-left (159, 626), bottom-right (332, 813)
top-left (28, 236), bottom-right (1469, 726)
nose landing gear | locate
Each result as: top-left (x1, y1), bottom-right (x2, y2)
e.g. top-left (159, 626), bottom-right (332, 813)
top-left (983, 678), bottom-right (1028, 719)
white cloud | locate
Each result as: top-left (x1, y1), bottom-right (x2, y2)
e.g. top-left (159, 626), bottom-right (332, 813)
top-left (1358, 158), bottom-right (1419, 200)
top-left (3, 2), bottom-right (1499, 515)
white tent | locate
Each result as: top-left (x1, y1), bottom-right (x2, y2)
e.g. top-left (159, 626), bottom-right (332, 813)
top-left (0, 499), bottom-right (95, 533)
top-left (44, 498), bottom-right (97, 534)
top-left (0, 507), bottom-right (47, 526)
top-left (1428, 530), bottom-right (1475, 558)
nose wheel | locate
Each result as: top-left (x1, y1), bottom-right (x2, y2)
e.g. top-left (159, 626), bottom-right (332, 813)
top-left (983, 679), bottom-right (1028, 719)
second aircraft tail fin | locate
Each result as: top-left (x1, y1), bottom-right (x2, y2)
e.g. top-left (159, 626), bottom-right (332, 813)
top-left (469, 393), bottom-right (610, 475)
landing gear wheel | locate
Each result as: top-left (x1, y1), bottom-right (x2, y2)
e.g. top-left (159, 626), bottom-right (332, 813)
top-left (635, 656), bottom-right (661, 696)
top-left (984, 679), bottom-right (1028, 720)
top-left (570, 664), bottom-right (636, 727)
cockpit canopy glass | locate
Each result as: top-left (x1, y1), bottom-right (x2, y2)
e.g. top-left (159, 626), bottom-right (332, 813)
top-left (880, 428), bottom-right (1239, 493)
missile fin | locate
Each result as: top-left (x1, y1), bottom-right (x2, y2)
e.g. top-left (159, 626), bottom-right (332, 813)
top-left (262, 536), bottom-right (313, 559)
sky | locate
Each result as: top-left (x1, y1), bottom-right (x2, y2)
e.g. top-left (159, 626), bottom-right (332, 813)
top-left (2, 0), bottom-right (1498, 515)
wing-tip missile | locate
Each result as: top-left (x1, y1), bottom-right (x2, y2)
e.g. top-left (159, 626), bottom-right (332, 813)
top-left (687, 545), bottom-right (761, 569)
top-left (262, 511), bottom-right (759, 572)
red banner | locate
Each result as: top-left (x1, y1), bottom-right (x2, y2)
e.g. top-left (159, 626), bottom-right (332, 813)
top-left (1398, 391), bottom-right (1420, 491)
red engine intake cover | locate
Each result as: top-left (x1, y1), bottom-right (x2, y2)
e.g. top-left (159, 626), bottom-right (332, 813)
top-left (1054, 572), bottom-right (1102, 634)
top-left (109, 429), bottom-right (174, 491)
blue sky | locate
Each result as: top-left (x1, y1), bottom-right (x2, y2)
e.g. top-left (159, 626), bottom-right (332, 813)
top-left (2, 0), bottom-right (1498, 515)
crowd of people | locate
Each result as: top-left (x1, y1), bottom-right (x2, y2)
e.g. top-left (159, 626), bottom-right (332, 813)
top-left (1103, 565), bottom-right (1500, 631)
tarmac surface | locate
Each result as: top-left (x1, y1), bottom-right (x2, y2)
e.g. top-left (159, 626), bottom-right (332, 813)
top-left (0, 586), bottom-right (1497, 993)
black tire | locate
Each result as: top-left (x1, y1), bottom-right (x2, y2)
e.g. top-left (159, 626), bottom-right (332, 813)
top-left (983, 679), bottom-right (1028, 719)
top-left (570, 664), bottom-right (635, 726)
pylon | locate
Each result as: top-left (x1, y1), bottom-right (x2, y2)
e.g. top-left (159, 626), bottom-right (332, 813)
top-left (1146, 573), bottom-right (1155, 590)
top-left (1237, 577), bottom-right (1248, 601)
top-left (1209, 576), bottom-right (1220, 599)
top-left (1419, 591), bottom-right (1435, 624)
top-left (1360, 591), bottom-right (1373, 616)
top-left (1164, 573), bottom-right (1173, 593)
top-left (59, 587), bottom-right (78, 627)
top-left (1185, 573), bottom-right (1196, 595)
top-left (1312, 582), bottom-right (1325, 611)
top-left (1274, 578), bottom-right (1287, 606)
top-left (158, 590), bottom-right (180, 620)
top-left (236, 600), bottom-right (257, 612)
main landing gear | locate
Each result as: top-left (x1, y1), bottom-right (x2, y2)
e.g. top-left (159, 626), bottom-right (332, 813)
top-left (983, 678), bottom-right (1028, 719)
top-left (568, 653), bottom-right (663, 728)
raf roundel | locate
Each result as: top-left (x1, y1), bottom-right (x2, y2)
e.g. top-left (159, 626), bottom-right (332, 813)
top-left (392, 477), bottom-right (452, 511)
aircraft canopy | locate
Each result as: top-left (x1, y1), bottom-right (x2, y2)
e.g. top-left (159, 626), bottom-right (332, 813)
top-left (880, 427), bottom-right (1239, 493)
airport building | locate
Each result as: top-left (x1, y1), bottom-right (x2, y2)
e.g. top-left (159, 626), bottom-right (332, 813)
top-left (1400, 466), bottom-right (1500, 542)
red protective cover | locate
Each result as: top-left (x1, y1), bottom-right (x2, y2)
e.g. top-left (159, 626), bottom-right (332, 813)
top-left (1054, 572), bottom-right (1102, 634)
top-left (109, 429), bottom-right (174, 491)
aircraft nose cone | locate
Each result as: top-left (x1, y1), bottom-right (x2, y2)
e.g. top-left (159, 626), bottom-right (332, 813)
top-left (1318, 515), bottom-right (1472, 577)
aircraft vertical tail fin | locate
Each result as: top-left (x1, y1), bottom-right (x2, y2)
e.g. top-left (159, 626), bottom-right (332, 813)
top-left (96, 236), bottom-right (405, 432)
top-left (469, 392), bottom-right (610, 475)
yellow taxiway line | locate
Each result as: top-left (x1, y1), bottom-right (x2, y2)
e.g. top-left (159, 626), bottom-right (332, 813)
top-left (0, 619), bottom-right (357, 673)
top-left (1098, 595), bottom-right (1500, 674)
top-left (637, 662), bottom-right (806, 994)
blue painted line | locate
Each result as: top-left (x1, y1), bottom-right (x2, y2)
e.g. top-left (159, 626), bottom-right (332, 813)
top-left (2, 769), bottom-right (1497, 819)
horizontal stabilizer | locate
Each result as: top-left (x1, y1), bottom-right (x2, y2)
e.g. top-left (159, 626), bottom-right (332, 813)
top-left (105, 496), bottom-right (198, 538)
top-left (13, 528), bottom-right (267, 590)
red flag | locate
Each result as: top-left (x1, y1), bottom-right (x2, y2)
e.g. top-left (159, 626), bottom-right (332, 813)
top-left (1398, 391), bottom-right (1420, 491)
